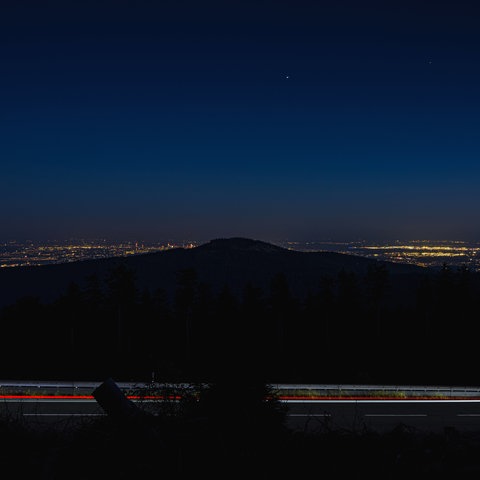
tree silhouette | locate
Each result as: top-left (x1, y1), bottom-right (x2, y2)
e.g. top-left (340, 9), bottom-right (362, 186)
top-left (335, 269), bottom-right (362, 380)
top-left (193, 281), bottom-right (215, 378)
top-left (211, 283), bottom-right (240, 379)
top-left (83, 273), bottom-right (104, 307)
top-left (63, 281), bottom-right (82, 372)
top-left (149, 287), bottom-right (177, 380)
top-left (302, 275), bottom-right (335, 380)
top-left (106, 264), bottom-right (138, 375)
top-left (174, 268), bottom-right (198, 371)
top-left (267, 273), bottom-right (298, 378)
top-left (1, 296), bottom-right (47, 377)
top-left (318, 275), bottom-right (335, 355)
top-left (364, 263), bottom-right (389, 344)
top-left (240, 282), bottom-right (267, 373)
top-left (434, 263), bottom-right (454, 343)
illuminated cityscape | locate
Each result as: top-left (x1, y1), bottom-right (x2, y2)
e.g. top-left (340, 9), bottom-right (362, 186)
top-left (1, 239), bottom-right (480, 271)
top-left (277, 240), bottom-right (480, 271)
top-left (0, 240), bottom-right (197, 268)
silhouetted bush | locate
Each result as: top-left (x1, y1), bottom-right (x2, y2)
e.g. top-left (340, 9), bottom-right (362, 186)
top-left (3, 403), bottom-right (480, 478)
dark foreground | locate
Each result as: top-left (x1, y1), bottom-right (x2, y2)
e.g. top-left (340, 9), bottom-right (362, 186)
top-left (3, 388), bottom-right (480, 479)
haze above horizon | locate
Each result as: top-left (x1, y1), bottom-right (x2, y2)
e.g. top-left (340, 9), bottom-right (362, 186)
top-left (2, 1), bottom-right (480, 242)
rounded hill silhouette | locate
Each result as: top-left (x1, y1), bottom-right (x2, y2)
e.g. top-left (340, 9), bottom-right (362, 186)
top-left (0, 237), bottom-right (425, 308)
top-left (197, 237), bottom-right (287, 253)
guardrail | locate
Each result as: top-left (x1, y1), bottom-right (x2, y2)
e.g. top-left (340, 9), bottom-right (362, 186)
top-left (2, 381), bottom-right (480, 398)
top-left (272, 384), bottom-right (480, 398)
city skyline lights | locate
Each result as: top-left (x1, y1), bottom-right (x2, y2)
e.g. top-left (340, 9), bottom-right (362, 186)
top-left (2, 238), bottom-right (480, 271)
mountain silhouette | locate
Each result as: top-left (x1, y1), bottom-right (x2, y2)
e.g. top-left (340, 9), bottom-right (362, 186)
top-left (0, 237), bottom-right (425, 308)
top-left (198, 237), bottom-right (287, 253)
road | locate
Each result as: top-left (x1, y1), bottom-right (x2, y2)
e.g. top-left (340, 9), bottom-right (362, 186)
top-left (3, 396), bottom-right (480, 434)
top-left (286, 399), bottom-right (480, 433)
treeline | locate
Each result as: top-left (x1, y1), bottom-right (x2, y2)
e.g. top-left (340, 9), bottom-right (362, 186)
top-left (1, 263), bottom-right (479, 385)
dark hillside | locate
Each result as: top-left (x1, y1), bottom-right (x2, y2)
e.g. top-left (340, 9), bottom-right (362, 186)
top-left (0, 237), bottom-right (425, 308)
top-left (1, 237), bottom-right (478, 384)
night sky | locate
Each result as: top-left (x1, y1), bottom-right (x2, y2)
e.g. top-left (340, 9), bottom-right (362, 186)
top-left (2, 0), bottom-right (480, 243)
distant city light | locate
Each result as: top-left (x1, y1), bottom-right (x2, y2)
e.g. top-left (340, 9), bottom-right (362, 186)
top-left (1, 239), bottom-right (479, 271)
top-left (0, 240), bottom-right (197, 268)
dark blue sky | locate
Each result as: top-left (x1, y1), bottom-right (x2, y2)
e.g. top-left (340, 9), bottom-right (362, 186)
top-left (2, 0), bottom-right (480, 242)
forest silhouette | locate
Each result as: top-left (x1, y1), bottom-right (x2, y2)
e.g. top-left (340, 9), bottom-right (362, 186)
top-left (3, 239), bottom-right (480, 477)
top-left (1, 238), bottom-right (478, 386)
